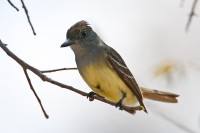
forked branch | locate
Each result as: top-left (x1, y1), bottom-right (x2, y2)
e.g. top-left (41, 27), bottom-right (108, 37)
top-left (0, 40), bottom-right (143, 118)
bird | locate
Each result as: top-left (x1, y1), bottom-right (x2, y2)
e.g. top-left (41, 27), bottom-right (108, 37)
top-left (61, 20), bottom-right (179, 113)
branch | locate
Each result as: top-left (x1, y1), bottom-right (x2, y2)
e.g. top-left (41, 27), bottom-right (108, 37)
top-left (0, 40), bottom-right (143, 117)
top-left (20, 0), bottom-right (36, 35)
top-left (23, 68), bottom-right (49, 118)
top-left (41, 67), bottom-right (77, 73)
top-left (185, 0), bottom-right (199, 32)
top-left (7, 0), bottom-right (19, 11)
top-left (149, 103), bottom-right (197, 133)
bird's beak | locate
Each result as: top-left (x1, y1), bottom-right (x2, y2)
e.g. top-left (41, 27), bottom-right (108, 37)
top-left (61, 39), bottom-right (75, 47)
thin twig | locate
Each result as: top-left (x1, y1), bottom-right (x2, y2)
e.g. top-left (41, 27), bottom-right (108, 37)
top-left (41, 68), bottom-right (77, 73)
top-left (0, 40), bottom-right (143, 116)
top-left (20, 0), bottom-right (36, 35)
top-left (23, 68), bottom-right (49, 119)
top-left (149, 103), bottom-right (196, 133)
top-left (157, 112), bottom-right (195, 133)
top-left (7, 0), bottom-right (19, 11)
top-left (185, 0), bottom-right (199, 32)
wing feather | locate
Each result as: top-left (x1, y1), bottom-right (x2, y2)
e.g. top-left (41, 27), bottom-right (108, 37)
top-left (105, 46), bottom-right (147, 112)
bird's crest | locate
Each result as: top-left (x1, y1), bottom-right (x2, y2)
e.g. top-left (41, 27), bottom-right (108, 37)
top-left (67, 20), bottom-right (91, 39)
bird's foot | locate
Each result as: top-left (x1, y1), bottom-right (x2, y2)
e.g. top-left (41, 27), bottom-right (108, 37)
top-left (87, 91), bottom-right (96, 101)
top-left (116, 92), bottom-right (127, 110)
top-left (116, 99), bottom-right (123, 110)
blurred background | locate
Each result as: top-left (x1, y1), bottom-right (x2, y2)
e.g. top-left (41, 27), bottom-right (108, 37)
top-left (0, 0), bottom-right (200, 133)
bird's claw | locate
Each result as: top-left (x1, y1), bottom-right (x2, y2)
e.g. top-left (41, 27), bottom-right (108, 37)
top-left (87, 92), bottom-right (96, 101)
top-left (116, 99), bottom-right (123, 110)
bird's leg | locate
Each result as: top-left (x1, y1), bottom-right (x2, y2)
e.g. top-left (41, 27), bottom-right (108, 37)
top-left (116, 92), bottom-right (127, 110)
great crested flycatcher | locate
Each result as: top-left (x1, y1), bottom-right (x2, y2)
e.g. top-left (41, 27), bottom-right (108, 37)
top-left (61, 21), bottom-right (179, 113)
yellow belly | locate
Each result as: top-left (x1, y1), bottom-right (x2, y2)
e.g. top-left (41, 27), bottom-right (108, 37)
top-left (79, 61), bottom-right (137, 105)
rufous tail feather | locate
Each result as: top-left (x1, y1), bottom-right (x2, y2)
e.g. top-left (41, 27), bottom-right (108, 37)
top-left (140, 87), bottom-right (179, 103)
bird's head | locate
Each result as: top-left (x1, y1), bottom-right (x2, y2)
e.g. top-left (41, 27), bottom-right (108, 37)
top-left (61, 21), bottom-right (101, 55)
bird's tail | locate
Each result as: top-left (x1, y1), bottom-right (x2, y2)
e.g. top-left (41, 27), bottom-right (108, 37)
top-left (140, 87), bottom-right (179, 103)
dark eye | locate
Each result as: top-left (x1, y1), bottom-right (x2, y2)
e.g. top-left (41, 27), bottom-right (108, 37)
top-left (81, 31), bottom-right (87, 39)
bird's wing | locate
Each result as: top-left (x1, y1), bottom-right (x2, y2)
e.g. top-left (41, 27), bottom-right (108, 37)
top-left (105, 46), bottom-right (147, 112)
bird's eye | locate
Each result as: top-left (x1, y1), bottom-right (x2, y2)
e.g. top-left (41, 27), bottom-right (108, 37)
top-left (81, 31), bottom-right (87, 39)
